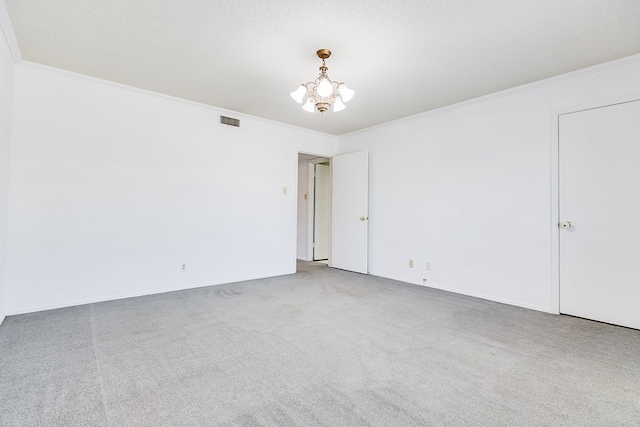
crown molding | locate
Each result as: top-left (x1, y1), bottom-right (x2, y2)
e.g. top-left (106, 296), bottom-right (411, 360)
top-left (340, 52), bottom-right (640, 138)
top-left (16, 60), bottom-right (340, 140)
top-left (0, 0), bottom-right (22, 63)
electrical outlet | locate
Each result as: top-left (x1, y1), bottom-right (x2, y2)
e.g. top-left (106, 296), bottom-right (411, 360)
top-left (283, 187), bottom-right (288, 195)
top-left (409, 259), bottom-right (414, 268)
top-left (181, 264), bottom-right (186, 272)
top-left (425, 262), bottom-right (431, 271)
top-left (423, 278), bottom-right (427, 284)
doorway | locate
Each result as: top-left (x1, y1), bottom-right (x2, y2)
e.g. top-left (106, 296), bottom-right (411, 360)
top-left (296, 150), bottom-right (370, 274)
top-left (297, 153), bottom-right (331, 263)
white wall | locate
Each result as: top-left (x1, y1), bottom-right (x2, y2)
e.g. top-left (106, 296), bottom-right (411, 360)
top-left (0, 18), bottom-right (14, 325)
top-left (5, 51), bottom-right (640, 317)
top-left (6, 64), bottom-right (337, 314)
top-left (339, 56), bottom-right (640, 313)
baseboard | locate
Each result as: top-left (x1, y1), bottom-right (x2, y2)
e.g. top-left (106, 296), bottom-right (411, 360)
top-left (6, 270), bottom-right (294, 316)
top-left (369, 270), bottom-right (554, 314)
top-left (6, 269), bottom-right (553, 316)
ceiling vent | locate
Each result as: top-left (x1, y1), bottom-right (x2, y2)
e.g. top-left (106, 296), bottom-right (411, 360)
top-left (220, 115), bottom-right (240, 127)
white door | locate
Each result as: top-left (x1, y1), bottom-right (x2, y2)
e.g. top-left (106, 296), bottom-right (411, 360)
top-left (313, 164), bottom-right (330, 260)
top-left (331, 151), bottom-right (368, 273)
top-left (559, 99), bottom-right (640, 329)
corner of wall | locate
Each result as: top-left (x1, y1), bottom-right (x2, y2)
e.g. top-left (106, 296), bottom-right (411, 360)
top-left (0, 1), bottom-right (22, 64)
top-left (0, 0), bottom-right (21, 326)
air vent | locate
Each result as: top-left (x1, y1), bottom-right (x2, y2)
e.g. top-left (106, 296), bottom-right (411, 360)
top-left (220, 116), bottom-right (240, 127)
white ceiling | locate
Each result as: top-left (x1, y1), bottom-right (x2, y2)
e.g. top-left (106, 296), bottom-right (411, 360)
top-left (5, 0), bottom-right (640, 135)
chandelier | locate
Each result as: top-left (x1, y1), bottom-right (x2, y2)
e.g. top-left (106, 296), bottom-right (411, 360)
top-left (290, 49), bottom-right (355, 114)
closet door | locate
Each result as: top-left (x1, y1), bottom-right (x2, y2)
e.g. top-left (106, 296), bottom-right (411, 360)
top-left (559, 100), bottom-right (640, 329)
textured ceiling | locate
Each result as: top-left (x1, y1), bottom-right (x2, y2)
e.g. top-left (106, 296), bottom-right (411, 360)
top-left (5, 0), bottom-right (640, 135)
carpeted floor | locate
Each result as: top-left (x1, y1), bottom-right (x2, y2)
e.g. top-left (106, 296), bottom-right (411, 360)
top-left (1, 261), bottom-right (639, 426)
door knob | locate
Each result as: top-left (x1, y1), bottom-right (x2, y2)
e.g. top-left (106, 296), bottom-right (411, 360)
top-left (561, 221), bottom-right (572, 229)
top-left (360, 216), bottom-right (367, 221)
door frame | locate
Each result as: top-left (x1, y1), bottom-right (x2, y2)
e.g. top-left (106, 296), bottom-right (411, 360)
top-left (550, 92), bottom-right (640, 314)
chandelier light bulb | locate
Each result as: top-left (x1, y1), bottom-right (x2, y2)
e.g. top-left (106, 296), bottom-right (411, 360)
top-left (333, 98), bottom-right (346, 112)
top-left (317, 77), bottom-right (333, 98)
top-left (338, 83), bottom-right (355, 102)
top-left (290, 85), bottom-right (307, 104)
top-left (302, 98), bottom-right (315, 113)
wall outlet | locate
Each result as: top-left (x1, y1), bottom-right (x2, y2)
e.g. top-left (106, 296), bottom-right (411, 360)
top-left (181, 264), bottom-right (186, 272)
top-left (409, 259), bottom-right (414, 268)
top-left (423, 278), bottom-right (427, 284)
top-left (283, 187), bottom-right (288, 195)
top-left (425, 262), bottom-right (431, 271)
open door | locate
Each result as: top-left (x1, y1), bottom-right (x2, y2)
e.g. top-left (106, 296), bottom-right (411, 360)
top-left (331, 151), bottom-right (368, 273)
